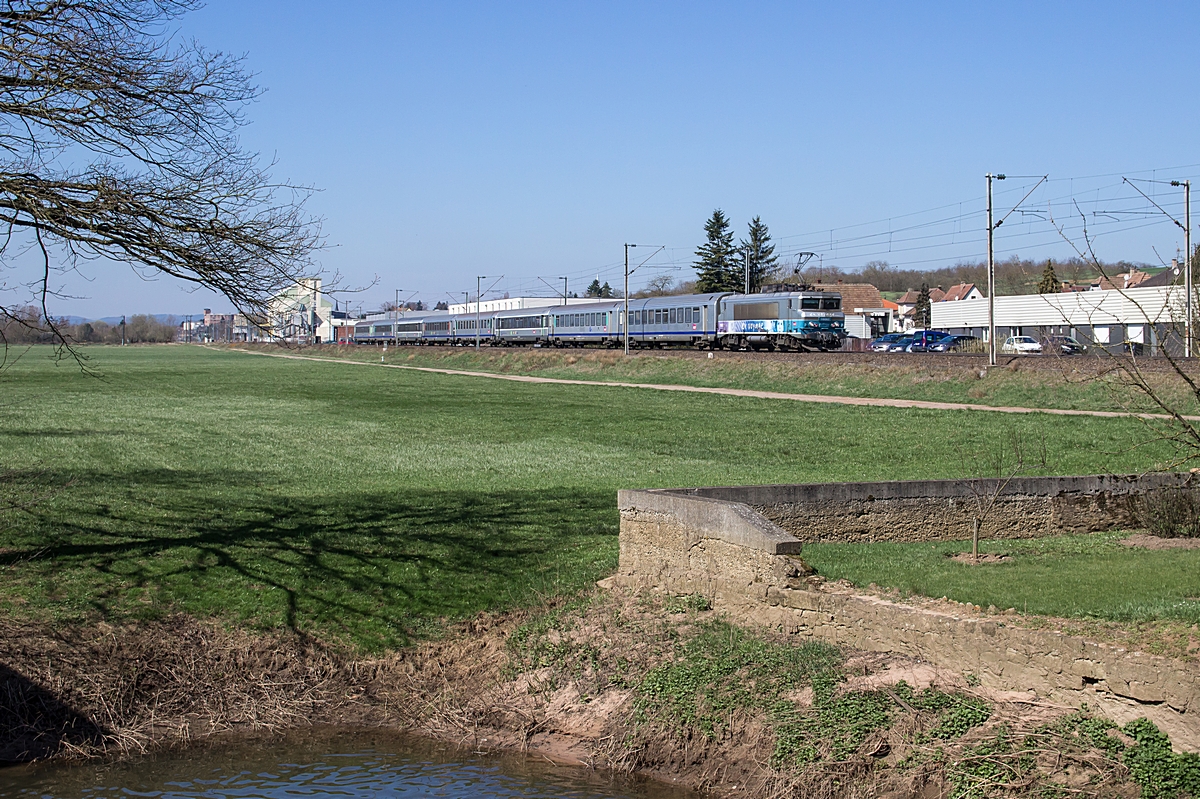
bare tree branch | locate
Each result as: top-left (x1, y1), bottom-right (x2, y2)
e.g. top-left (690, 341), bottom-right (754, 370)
top-left (0, 0), bottom-right (322, 361)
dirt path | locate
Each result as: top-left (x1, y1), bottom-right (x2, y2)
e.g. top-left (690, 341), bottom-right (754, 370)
top-left (227, 347), bottom-right (1200, 421)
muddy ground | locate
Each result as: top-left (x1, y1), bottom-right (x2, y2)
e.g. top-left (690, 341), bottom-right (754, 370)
top-left (0, 586), bottom-right (1167, 798)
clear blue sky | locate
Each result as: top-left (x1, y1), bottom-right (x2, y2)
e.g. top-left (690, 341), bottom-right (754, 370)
top-left (38, 1), bottom-right (1200, 317)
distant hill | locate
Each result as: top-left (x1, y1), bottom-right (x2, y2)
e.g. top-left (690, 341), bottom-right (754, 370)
top-left (88, 314), bottom-right (182, 325)
top-left (51, 313), bottom-right (183, 325)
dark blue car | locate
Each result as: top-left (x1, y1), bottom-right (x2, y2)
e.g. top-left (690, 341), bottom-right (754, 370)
top-left (907, 329), bottom-right (952, 352)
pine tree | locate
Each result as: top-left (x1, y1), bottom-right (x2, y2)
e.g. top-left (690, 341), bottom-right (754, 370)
top-left (1037, 260), bottom-right (1060, 294)
top-left (737, 216), bottom-right (779, 293)
top-left (600, 281), bottom-right (615, 298)
top-left (694, 209), bottom-right (738, 292)
top-left (586, 279), bottom-right (603, 297)
top-left (914, 284), bottom-right (932, 328)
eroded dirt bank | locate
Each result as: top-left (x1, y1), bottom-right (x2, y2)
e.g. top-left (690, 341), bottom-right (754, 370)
top-left (0, 588), bottom-right (1183, 798)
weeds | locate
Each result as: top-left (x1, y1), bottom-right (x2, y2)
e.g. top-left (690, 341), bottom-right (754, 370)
top-left (1122, 718), bottom-right (1200, 798)
top-left (1134, 487), bottom-right (1200, 539)
top-left (664, 593), bottom-right (711, 613)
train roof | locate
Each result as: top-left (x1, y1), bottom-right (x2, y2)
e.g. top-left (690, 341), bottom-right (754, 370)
top-left (491, 300), bottom-right (621, 318)
top-left (626, 292), bottom-right (728, 308)
top-left (355, 314), bottom-right (433, 326)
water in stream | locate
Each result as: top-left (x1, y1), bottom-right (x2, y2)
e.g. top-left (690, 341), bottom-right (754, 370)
top-left (0, 728), bottom-right (698, 798)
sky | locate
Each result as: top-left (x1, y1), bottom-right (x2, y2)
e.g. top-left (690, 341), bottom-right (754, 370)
top-left (23, 1), bottom-right (1200, 318)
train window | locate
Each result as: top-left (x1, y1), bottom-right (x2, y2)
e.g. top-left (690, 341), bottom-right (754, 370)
top-left (666, 308), bottom-right (673, 324)
top-left (801, 297), bottom-right (820, 310)
top-left (821, 298), bottom-right (841, 310)
top-left (692, 307), bottom-right (700, 322)
top-left (677, 307), bottom-right (684, 322)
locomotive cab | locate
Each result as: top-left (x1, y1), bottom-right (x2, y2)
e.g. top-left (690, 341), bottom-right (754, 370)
top-left (717, 290), bottom-right (845, 351)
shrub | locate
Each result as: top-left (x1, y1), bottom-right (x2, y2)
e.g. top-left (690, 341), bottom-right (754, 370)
top-left (1135, 488), bottom-right (1200, 539)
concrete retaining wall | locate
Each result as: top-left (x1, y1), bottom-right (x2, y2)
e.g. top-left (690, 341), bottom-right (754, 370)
top-left (668, 472), bottom-right (1197, 543)
top-left (613, 474), bottom-right (1200, 751)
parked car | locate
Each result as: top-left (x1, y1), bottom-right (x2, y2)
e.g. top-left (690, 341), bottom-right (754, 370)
top-left (929, 334), bottom-right (980, 353)
top-left (887, 336), bottom-right (915, 352)
top-left (1041, 335), bottom-right (1087, 355)
top-left (907, 329), bottom-right (953, 352)
top-left (1000, 335), bottom-right (1043, 354)
top-left (869, 333), bottom-right (903, 352)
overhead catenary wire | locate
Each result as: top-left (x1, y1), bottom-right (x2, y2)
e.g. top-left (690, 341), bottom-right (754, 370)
top-left (394, 164), bottom-right (1199, 304)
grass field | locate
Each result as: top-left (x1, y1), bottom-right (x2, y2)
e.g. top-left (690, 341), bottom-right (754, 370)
top-left (283, 343), bottom-right (1200, 416)
top-left (804, 530), bottom-right (1200, 626)
top-left (0, 345), bottom-right (1190, 653)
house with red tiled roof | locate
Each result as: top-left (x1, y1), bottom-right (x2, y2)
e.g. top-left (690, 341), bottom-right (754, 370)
top-left (940, 283), bottom-right (983, 302)
top-left (1091, 267), bottom-right (1154, 291)
top-left (825, 281), bottom-right (894, 338)
top-left (896, 287), bottom-right (946, 330)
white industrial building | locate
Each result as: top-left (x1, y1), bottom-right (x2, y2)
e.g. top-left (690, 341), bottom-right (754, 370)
top-left (447, 296), bottom-right (598, 314)
top-left (931, 285), bottom-right (1193, 352)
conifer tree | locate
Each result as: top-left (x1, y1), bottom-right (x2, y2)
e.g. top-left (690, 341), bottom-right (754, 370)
top-left (586, 279), bottom-right (603, 297)
top-left (600, 282), bottom-right (615, 297)
top-left (1037, 260), bottom-right (1061, 294)
top-left (694, 209), bottom-right (738, 292)
top-left (914, 284), bottom-right (932, 328)
top-left (738, 216), bottom-right (779, 293)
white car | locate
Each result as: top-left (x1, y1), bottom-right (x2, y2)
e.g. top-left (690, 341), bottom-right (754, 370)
top-left (1000, 335), bottom-right (1043, 355)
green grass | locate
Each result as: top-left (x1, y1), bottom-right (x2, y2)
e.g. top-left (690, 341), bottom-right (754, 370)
top-left (803, 530), bottom-right (1200, 624)
top-left (0, 345), bottom-right (1184, 652)
top-left (291, 343), bottom-right (1200, 415)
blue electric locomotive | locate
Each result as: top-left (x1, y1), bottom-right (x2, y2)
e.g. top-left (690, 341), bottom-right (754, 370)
top-left (717, 291), bottom-right (844, 351)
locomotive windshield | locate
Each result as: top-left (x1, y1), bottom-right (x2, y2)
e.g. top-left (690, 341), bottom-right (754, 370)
top-left (800, 296), bottom-right (841, 311)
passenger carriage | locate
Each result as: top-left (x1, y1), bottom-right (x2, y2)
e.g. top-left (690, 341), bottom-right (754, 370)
top-left (625, 293), bottom-right (724, 348)
top-left (451, 314), bottom-right (493, 346)
top-left (418, 313), bottom-right (455, 345)
top-left (352, 315), bottom-right (429, 345)
top-left (550, 302), bottom-right (622, 347)
top-left (493, 308), bottom-right (553, 346)
top-left (352, 320), bottom-right (393, 344)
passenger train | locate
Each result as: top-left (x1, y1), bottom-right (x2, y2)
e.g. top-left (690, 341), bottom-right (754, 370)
top-left (352, 289), bottom-right (845, 351)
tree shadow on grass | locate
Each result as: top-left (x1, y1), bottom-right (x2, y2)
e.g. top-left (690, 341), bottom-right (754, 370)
top-left (0, 470), bottom-right (618, 651)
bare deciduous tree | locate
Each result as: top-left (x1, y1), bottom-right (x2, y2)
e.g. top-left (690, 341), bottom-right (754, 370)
top-left (0, 0), bottom-right (321, 357)
top-left (1048, 201), bottom-right (1200, 470)
top-left (959, 429), bottom-right (1050, 560)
